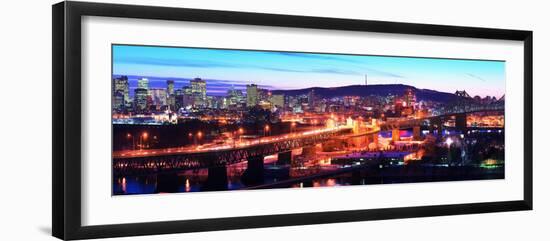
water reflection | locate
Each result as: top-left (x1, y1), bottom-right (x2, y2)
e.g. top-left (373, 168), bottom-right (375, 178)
top-left (113, 128), bottom-right (505, 195)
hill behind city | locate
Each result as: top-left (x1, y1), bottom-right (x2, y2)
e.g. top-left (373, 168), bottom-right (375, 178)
top-left (271, 84), bottom-right (463, 103)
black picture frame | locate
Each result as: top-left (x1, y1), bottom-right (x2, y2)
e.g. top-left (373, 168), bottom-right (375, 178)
top-left (52, 1), bottom-right (533, 240)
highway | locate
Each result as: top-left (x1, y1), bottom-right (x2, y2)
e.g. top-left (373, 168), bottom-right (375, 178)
top-left (113, 125), bottom-right (357, 159)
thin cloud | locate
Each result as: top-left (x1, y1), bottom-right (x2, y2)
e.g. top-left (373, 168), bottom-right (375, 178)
top-left (311, 68), bottom-right (360, 75)
top-left (266, 52), bottom-right (403, 78)
top-left (260, 66), bottom-right (359, 75)
top-left (115, 57), bottom-right (238, 68)
top-left (269, 52), bottom-right (364, 64)
top-left (116, 56), bottom-right (363, 76)
top-left (466, 73), bottom-right (487, 82)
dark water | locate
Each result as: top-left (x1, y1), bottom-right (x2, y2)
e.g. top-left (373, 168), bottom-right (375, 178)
top-left (113, 128), bottom-right (505, 195)
top-left (113, 164), bottom-right (504, 195)
top-left (113, 158), bottom-right (504, 195)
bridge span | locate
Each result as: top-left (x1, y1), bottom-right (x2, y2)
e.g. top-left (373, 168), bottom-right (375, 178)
top-left (380, 108), bottom-right (504, 132)
top-left (113, 126), bottom-right (359, 176)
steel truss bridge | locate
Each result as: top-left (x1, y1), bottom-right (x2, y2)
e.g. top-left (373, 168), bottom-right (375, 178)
top-left (113, 127), bottom-right (353, 175)
top-left (381, 104), bottom-right (504, 131)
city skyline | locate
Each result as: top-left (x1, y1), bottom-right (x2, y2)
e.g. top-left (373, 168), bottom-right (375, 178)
top-left (111, 44), bottom-right (505, 195)
top-left (113, 45), bottom-right (506, 98)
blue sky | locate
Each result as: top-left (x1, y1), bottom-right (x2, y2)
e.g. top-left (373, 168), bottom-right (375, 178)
top-left (113, 45), bottom-right (505, 97)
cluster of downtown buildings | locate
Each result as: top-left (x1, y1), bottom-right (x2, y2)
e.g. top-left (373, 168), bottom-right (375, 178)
top-left (112, 75), bottom-right (437, 124)
top-left (112, 74), bottom-right (507, 128)
top-left (112, 76), bottom-right (285, 117)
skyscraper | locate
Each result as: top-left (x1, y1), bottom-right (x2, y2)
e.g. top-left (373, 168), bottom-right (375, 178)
top-left (112, 76), bottom-right (129, 111)
top-left (166, 80), bottom-right (175, 95)
top-left (149, 88), bottom-right (167, 110)
top-left (134, 88), bottom-right (149, 113)
top-left (308, 89), bottom-right (316, 109)
top-left (137, 77), bottom-right (149, 90)
top-left (113, 91), bottom-right (125, 112)
top-left (190, 78), bottom-right (206, 107)
top-left (227, 86), bottom-right (244, 106)
top-left (269, 94), bottom-right (285, 108)
top-left (166, 80), bottom-right (175, 110)
top-left (182, 86), bottom-right (194, 108)
top-left (246, 84), bottom-right (258, 107)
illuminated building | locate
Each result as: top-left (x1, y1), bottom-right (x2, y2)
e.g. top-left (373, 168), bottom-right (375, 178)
top-left (246, 84), bottom-right (258, 107)
top-left (167, 94), bottom-right (176, 111)
top-left (269, 94), bottom-right (284, 108)
top-left (112, 76), bottom-right (129, 103)
top-left (258, 88), bottom-right (269, 102)
top-left (343, 96), bottom-right (359, 107)
top-left (190, 78), bottom-right (206, 107)
top-left (134, 88), bottom-right (149, 113)
top-left (404, 88), bottom-right (416, 107)
top-left (174, 89), bottom-right (184, 110)
top-left (227, 86), bottom-right (244, 106)
top-left (149, 88), bottom-right (167, 110)
top-left (166, 80), bottom-right (174, 95)
top-left (308, 89), bottom-right (316, 109)
top-left (259, 100), bottom-right (272, 110)
top-left (112, 91), bottom-right (125, 112)
top-left (292, 105), bottom-right (303, 113)
top-left (181, 86), bottom-right (194, 108)
top-left (167, 80), bottom-right (176, 110)
top-left (112, 76), bottom-right (129, 111)
top-left (137, 77), bottom-right (149, 90)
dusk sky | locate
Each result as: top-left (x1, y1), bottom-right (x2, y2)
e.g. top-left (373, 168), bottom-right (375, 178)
top-left (113, 45), bottom-right (505, 97)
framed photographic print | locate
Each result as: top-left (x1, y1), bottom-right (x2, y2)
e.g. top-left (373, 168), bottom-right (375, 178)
top-left (52, 1), bottom-right (533, 240)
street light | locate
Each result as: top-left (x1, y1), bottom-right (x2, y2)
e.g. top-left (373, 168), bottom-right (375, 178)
top-left (126, 133), bottom-right (135, 150)
top-left (141, 132), bottom-right (149, 149)
top-left (198, 131), bottom-right (203, 144)
top-left (264, 124), bottom-right (270, 137)
top-left (238, 127), bottom-right (244, 144)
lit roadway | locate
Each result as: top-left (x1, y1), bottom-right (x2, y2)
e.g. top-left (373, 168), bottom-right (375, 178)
top-left (112, 125), bottom-right (363, 159)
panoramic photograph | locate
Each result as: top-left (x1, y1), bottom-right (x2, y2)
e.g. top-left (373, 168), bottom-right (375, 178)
top-left (111, 44), bottom-right (505, 195)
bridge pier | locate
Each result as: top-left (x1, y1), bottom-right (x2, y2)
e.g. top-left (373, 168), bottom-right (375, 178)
top-left (205, 165), bottom-right (228, 191)
top-left (277, 151), bottom-right (292, 165)
top-left (430, 118), bottom-right (443, 138)
top-left (392, 128), bottom-right (400, 142)
top-left (455, 113), bottom-right (467, 133)
top-left (413, 125), bottom-right (421, 141)
top-left (242, 156), bottom-right (264, 185)
top-left (321, 140), bottom-right (342, 152)
top-left (302, 146), bottom-right (317, 157)
top-left (351, 170), bottom-right (364, 185)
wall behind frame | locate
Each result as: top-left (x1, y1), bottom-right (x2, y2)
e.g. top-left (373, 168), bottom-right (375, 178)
top-left (0, 0), bottom-right (546, 240)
